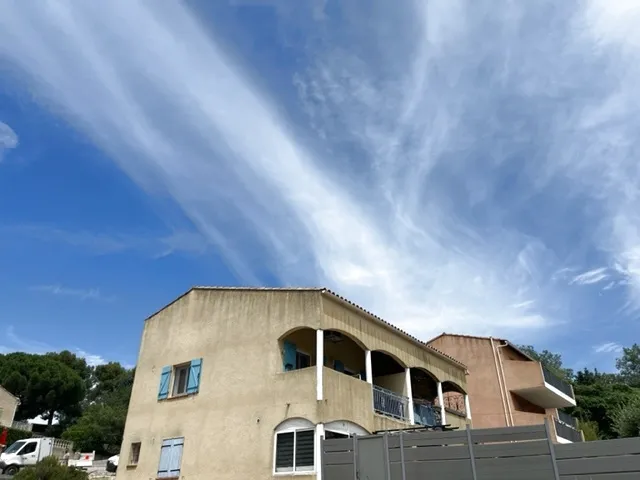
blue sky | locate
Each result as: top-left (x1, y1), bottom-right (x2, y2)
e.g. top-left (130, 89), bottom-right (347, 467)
top-left (0, 0), bottom-right (639, 372)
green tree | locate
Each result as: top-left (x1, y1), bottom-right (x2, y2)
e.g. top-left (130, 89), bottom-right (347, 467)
top-left (0, 353), bottom-right (86, 425)
top-left (518, 345), bottom-right (574, 379)
top-left (616, 344), bottom-right (640, 387)
top-left (61, 362), bottom-right (134, 455)
top-left (612, 394), bottom-right (640, 438)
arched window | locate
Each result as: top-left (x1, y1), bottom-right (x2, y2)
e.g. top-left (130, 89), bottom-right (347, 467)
top-left (273, 418), bottom-right (315, 474)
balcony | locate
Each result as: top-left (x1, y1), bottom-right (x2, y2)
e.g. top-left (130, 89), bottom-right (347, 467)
top-left (373, 385), bottom-right (410, 422)
top-left (554, 412), bottom-right (583, 443)
top-left (503, 360), bottom-right (576, 408)
top-left (413, 399), bottom-right (441, 427)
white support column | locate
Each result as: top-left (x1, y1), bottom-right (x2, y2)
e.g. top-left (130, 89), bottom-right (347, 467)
top-left (316, 329), bottom-right (324, 401)
top-left (405, 368), bottom-right (415, 425)
top-left (465, 394), bottom-right (472, 421)
top-left (365, 350), bottom-right (373, 384)
top-left (437, 382), bottom-right (446, 425)
top-left (315, 423), bottom-right (325, 480)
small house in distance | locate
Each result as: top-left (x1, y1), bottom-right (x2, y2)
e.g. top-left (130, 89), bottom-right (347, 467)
top-left (0, 386), bottom-right (19, 428)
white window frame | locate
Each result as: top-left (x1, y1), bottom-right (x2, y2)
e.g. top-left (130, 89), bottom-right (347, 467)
top-left (273, 426), bottom-right (316, 475)
top-left (171, 363), bottom-right (190, 397)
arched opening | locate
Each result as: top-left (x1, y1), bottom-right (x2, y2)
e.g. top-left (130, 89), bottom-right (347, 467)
top-left (279, 327), bottom-right (317, 372)
top-left (410, 368), bottom-right (441, 427)
top-left (371, 351), bottom-right (409, 422)
top-left (324, 420), bottom-right (369, 439)
top-left (323, 329), bottom-right (367, 380)
top-left (436, 381), bottom-right (467, 418)
top-left (273, 418), bottom-right (315, 474)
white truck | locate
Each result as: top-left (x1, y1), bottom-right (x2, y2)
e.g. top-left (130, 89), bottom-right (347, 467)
top-left (0, 437), bottom-right (73, 475)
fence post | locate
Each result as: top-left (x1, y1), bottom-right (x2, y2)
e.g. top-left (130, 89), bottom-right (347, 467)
top-left (383, 433), bottom-right (391, 480)
top-left (465, 424), bottom-right (478, 480)
top-left (544, 418), bottom-right (560, 480)
top-left (399, 431), bottom-right (407, 480)
top-left (352, 435), bottom-right (358, 480)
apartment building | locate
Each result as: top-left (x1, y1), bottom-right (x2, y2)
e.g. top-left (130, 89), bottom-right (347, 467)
top-left (116, 287), bottom-right (470, 480)
top-left (427, 333), bottom-right (584, 443)
top-left (0, 386), bottom-right (19, 428)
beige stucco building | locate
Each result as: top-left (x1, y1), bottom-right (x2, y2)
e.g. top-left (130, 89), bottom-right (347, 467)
top-left (428, 333), bottom-right (584, 443)
top-left (117, 287), bottom-right (470, 480)
top-left (0, 386), bottom-right (19, 428)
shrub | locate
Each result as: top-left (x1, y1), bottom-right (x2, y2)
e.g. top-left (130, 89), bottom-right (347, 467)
top-left (12, 456), bottom-right (88, 480)
top-left (612, 395), bottom-right (640, 438)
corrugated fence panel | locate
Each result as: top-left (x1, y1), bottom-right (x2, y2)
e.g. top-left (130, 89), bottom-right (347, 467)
top-left (476, 455), bottom-right (556, 480)
top-left (322, 424), bottom-right (640, 480)
top-left (474, 440), bottom-right (550, 458)
top-left (387, 429), bottom-right (468, 447)
top-left (389, 444), bottom-right (469, 462)
top-left (391, 459), bottom-right (473, 480)
top-left (555, 437), bottom-right (640, 459)
top-left (471, 424), bottom-right (547, 444)
top-left (557, 455), bottom-right (640, 476)
top-left (324, 464), bottom-right (355, 480)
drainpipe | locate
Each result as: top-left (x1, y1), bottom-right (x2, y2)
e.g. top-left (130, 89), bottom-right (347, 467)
top-left (490, 337), bottom-right (510, 426)
top-left (365, 350), bottom-right (373, 384)
top-left (496, 342), bottom-right (514, 426)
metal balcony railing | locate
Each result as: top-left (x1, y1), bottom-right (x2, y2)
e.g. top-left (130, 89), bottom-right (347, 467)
top-left (554, 418), bottom-right (583, 442)
top-left (373, 385), bottom-right (410, 422)
top-left (542, 366), bottom-right (574, 399)
top-left (413, 399), bottom-right (442, 427)
top-left (557, 410), bottom-right (579, 429)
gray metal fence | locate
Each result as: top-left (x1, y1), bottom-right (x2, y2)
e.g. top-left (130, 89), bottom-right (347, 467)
top-left (321, 421), bottom-right (640, 480)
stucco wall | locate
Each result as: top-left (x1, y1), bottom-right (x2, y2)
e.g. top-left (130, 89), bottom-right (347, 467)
top-left (117, 289), bottom-right (468, 480)
top-left (428, 335), bottom-right (553, 432)
top-left (0, 387), bottom-right (19, 427)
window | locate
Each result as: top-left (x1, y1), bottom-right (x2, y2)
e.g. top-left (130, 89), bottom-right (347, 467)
top-left (296, 351), bottom-right (311, 369)
top-left (129, 442), bottom-right (141, 465)
top-left (173, 365), bottom-right (189, 396)
top-left (20, 442), bottom-right (37, 455)
top-left (283, 341), bottom-right (313, 372)
top-left (274, 429), bottom-right (315, 473)
top-left (157, 437), bottom-right (183, 478)
top-left (157, 358), bottom-right (202, 400)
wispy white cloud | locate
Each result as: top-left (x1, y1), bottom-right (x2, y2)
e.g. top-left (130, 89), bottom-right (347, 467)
top-left (0, 121), bottom-right (18, 161)
top-left (2, 326), bottom-right (108, 367)
top-left (569, 267), bottom-right (609, 286)
top-left (593, 342), bottom-right (623, 355)
top-left (30, 284), bottom-right (114, 302)
top-left (0, 1), bottom-right (638, 340)
top-left (3, 224), bottom-right (210, 258)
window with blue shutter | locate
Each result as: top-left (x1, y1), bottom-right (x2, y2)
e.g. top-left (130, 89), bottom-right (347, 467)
top-left (186, 358), bottom-right (202, 394)
top-left (283, 341), bottom-right (297, 372)
top-left (157, 437), bottom-right (184, 478)
top-left (360, 370), bottom-right (367, 381)
top-left (334, 360), bottom-right (344, 373)
top-left (158, 366), bottom-right (171, 400)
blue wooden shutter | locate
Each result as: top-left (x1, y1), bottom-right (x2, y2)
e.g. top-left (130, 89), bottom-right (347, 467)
top-left (334, 360), bottom-right (344, 372)
top-left (283, 341), bottom-right (297, 371)
top-left (157, 440), bottom-right (172, 477)
top-left (158, 366), bottom-right (171, 400)
top-left (186, 358), bottom-right (202, 394)
top-left (360, 370), bottom-right (367, 381)
top-left (168, 438), bottom-right (184, 477)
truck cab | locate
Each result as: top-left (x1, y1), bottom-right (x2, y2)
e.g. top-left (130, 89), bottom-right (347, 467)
top-left (0, 437), bottom-right (72, 475)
